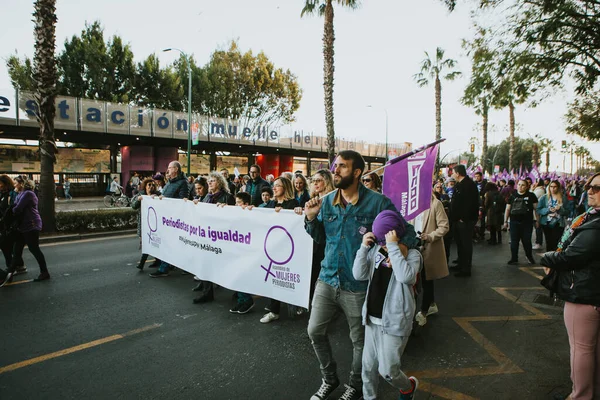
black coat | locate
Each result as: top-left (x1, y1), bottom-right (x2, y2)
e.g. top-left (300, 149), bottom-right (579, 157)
top-left (450, 176), bottom-right (479, 222)
top-left (541, 213), bottom-right (600, 306)
top-left (162, 175), bottom-right (189, 199)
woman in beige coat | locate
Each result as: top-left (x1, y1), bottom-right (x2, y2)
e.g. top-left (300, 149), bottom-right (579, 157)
top-left (415, 193), bottom-right (450, 326)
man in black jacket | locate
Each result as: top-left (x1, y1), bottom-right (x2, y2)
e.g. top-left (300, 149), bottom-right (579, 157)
top-left (245, 164), bottom-right (270, 207)
top-left (450, 165), bottom-right (480, 277)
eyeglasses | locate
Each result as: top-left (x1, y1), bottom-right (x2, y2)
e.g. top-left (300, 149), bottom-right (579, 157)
top-left (273, 183), bottom-right (283, 188)
top-left (585, 184), bottom-right (600, 194)
top-left (362, 178), bottom-right (372, 183)
top-left (311, 178), bottom-right (324, 183)
top-left (207, 179), bottom-right (216, 183)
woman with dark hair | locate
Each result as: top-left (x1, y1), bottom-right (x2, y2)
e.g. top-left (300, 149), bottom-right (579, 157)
top-left (538, 180), bottom-right (570, 252)
top-left (484, 182), bottom-right (504, 245)
top-left (132, 178), bottom-right (160, 271)
top-left (189, 177), bottom-right (208, 202)
top-left (192, 171), bottom-right (236, 304)
top-left (362, 171), bottom-right (382, 192)
top-left (260, 176), bottom-right (299, 323)
top-left (0, 175), bottom-right (22, 275)
top-left (541, 172), bottom-right (600, 400)
top-left (0, 175), bottom-right (49, 286)
top-left (294, 173), bottom-right (311, 208)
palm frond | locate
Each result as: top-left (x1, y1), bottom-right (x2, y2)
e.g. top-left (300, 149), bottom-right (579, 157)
top-left (444, 71), bottom-right (462, 81)
top-left (301, 0), bottom-right (320, 17)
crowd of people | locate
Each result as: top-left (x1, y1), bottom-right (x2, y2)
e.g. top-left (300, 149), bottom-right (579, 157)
top-left (1, 153), bottom-right (598, 399)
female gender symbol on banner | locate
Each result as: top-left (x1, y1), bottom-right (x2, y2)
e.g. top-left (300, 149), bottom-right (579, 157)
top-left (146, 206), bottom-right (158, 243)
top-left (261, 225), bottom-right (295, 282)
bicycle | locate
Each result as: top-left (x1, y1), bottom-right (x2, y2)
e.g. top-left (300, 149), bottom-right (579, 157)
top-left (104, 192), bottom-right (130, 208)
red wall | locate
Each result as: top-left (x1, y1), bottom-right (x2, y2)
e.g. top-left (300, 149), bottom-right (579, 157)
top-left (279, 155), bottom-right (294, 176)
top-left (120, 145), bottom-right (178, 184)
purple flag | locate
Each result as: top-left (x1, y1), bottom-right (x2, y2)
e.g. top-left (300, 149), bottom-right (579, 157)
top-left (529, 165), bottom-right (540, 182)
top-left (383, 144), bottom-right (439, 221)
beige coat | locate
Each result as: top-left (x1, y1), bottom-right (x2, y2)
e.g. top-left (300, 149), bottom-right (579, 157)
top-left (421, 195), bottom-right (450, 280)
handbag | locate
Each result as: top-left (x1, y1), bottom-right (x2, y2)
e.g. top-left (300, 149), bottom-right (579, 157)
top-left (540, 269), bottom-right (559, 296)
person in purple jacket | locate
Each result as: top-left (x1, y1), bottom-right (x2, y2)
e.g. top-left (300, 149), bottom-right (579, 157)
top-left (0, 175), bottom-right (49, 287)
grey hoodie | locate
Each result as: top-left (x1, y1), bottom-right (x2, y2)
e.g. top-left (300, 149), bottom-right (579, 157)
top-left (352, 242), bottom-right (422, 337)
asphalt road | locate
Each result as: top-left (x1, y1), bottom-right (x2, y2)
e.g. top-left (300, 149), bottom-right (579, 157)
top-left (0, 233), bottom-right (571, 399)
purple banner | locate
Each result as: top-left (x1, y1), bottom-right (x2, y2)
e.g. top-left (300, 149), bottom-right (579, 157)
top-left (382, 144), bottom-right (439, 221)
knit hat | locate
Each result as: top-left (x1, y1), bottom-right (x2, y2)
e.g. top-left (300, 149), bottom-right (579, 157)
top-left (372, 210), bottom-right (406, 245)
top-left (153, 173), bottom-right (164, 181)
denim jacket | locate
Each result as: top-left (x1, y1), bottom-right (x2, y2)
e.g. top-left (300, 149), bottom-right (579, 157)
top-left (537, 193), bottom-right (570, 228)
top-left (305, 184), bottom-right (417, 292)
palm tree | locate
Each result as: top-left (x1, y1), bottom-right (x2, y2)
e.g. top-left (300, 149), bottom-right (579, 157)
top-left (33, 0), bottom-right (58, 232)
top-left (301, 0), bottom-right (359, 164)
top-left (538, 137), bottom-right (554, 173)
top-left (414, 47), bottom-right (461, 169)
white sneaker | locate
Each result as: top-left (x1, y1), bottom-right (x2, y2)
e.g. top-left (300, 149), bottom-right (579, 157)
top-left (415, 311), bottom-right (427, 326)
top-left (260, 312), bottom-right (279, 323)
top-left (193, 275), bottom-right (201, 281)
top-left (532, 244), bottom-right (542, 250)
top-left (426, 303), bottom-right (439, 316)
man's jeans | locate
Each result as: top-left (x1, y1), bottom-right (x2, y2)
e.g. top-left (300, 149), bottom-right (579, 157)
top-left (307, 280), bottom-right (366, 390)
top-left (509, 220), bottom-right (534, 261)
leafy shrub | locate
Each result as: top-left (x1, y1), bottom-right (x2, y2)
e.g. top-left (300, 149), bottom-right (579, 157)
top-left (55, 208), bottom-right (137, 233)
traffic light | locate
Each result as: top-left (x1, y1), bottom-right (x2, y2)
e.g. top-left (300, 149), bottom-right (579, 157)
top-left (470, 143), bottom-right (475, 153)
top-left (561, 140), bottom-right (567, 149)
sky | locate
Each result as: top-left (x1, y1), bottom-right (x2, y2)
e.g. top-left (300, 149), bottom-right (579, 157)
top-left (0, 0), bottom-right (597, 173)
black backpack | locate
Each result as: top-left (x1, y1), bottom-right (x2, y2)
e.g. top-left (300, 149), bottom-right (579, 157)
top-left (510, 195), bottom-right (529, 216)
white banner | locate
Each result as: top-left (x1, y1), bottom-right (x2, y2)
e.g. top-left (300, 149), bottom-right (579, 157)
top-left (141, 197), bottom-right (313, 308)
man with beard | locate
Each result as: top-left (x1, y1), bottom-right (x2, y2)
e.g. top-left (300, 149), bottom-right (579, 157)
top-left (303, 150), bottom-right (417, 400)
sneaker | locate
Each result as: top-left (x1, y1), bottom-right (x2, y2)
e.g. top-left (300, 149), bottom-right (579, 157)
top-left (310, 378), bottom-right (340, 400)
top-left (426, 303), bottom-right (438, 316)
top-left (338, 384), bottom-right (362, 400)
top-left (507, 259), bottom-right (519, 266)
top-left (264, 306), bottom-right (271, 312)
top-left (532, 243), bottom-right (542, 250)
top-left (229, 303), bottom-right (241, 313)
top-left (14, 266), bottom-right (27, 276)
top-left (236, 301), bottom-right (255, 314)
top-left (149, 271), bottom-right (169, 278)
top-left (193, 291), bottom-right (214, 304)
top-left (415, 311), bottom-right (427, 327)
top-left (33, 272), bottom-right (50, 282)
top-left (260, 312), bottom-right (279, 323)
top-left (527, 256), bottom-right (536, 265)
top-left (399, 377), bottom-right (419, 400)
top-left (0, 271), bottom-right (14, 287)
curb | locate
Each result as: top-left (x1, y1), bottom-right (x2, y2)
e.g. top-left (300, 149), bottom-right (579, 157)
top-left (40, 229), bottom-right (137, 244)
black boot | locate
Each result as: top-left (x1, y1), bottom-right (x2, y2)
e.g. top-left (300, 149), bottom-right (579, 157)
top-left (136, 254), bottom-right (149, 271)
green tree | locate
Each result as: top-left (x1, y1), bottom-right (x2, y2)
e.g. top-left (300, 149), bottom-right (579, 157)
top-left (484, 137), bottom-right (538, 174)
top-left (301, 0), bottom-right (360, 163)
top-left (33, 0), bottom-right (58, 232)
top-left (199, 41), bottom-right (302, 130)
top-left (565, 90), bottom-right (600, 141)
top-left (132, 53), bottom-right (184, 110)
top-left (414, 47), bottom-right (461, 169)
top-left (6, 54), bottom-right (34, 90)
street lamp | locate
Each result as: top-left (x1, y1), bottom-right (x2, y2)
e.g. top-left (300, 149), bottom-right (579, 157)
top-left (163, 47), bottom-right (192, 176)
top-left (367, 105), bottom-right (388, 161)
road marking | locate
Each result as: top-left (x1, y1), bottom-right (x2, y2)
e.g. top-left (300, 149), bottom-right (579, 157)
top-left (4, 279), bottom-right (33, 286)
top-left (0, 323), bottom-right (162, 374)
top-left (418, 380), bottom-right (479, 400)
top-left (519, 266), bottom-right (545, 280)
top-left (40, 234), bottom-right (137, 248)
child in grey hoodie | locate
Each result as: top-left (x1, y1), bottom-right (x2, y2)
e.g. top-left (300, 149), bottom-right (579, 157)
top-left (352, 210), bottom-right (421, 400)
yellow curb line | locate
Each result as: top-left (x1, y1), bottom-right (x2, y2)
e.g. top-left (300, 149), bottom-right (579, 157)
top-left (0, 323), bottom-right (162, 374)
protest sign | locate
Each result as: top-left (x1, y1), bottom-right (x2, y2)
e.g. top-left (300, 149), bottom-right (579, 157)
top-left (141, 197), bottom-right (313, 308)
